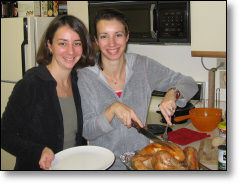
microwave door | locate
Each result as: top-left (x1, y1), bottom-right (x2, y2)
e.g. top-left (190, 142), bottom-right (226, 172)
top-left (88, 2), bottom-right (158, 42)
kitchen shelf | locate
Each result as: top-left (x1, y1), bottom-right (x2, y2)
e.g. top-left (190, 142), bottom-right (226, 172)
top-left (191, 51), bottom-right (226, 58)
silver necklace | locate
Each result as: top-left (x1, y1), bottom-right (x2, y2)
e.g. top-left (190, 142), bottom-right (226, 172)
top-left (102, 58), bottom-right (126, 85)
top-left (103, 72), bottom-right (118, 85)
top-left (109, 77), bottom-right (118, 84)
top-left (57, 83), bottom-right (70, 96)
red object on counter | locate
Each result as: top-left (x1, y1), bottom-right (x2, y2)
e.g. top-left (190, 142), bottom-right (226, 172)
top-left (161, 128), bottom-right (210, 146)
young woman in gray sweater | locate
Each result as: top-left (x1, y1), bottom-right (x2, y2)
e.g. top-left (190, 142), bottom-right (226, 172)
top-left (77, 9), bottom-right (198, 170)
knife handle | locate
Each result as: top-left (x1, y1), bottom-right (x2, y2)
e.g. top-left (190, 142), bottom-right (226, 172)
top-left (131, 119), bottom-right (141, 133)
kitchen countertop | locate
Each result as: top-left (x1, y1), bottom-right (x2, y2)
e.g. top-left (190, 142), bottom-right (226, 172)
top-left (146, 96), bottom-right (226, 170)
top-left (146, 97), bottom-right (224, 170)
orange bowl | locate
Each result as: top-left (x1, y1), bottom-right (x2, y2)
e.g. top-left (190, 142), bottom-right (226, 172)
top-left (174, 108), bottom-right (222, 132)
top-left (189, 108), bottom-right (222, 132)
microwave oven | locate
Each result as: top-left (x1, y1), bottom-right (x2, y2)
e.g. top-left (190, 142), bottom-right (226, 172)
top-left (88, 1), bottom-right (190, 43)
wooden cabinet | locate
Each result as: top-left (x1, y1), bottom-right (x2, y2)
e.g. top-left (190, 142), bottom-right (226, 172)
top-left (67, 1), bottom-right (89, 29)
top-left (191, 1), bottom-right (226, 58)
top-left (67, 2), bottom-right (99, 52)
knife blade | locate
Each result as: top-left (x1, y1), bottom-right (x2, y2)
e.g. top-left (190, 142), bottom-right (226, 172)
top-left (131, 120), bottom-right (174, 151)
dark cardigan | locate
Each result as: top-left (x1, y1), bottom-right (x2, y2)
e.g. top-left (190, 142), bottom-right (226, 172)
top-left (1, 65), bottom-right (86, 170)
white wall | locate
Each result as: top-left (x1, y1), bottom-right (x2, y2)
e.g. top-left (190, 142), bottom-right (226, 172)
top-left (126, 43), bottom-right (226, 102)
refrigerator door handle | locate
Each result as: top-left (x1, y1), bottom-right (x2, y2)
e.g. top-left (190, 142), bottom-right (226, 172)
top-left (1, 80), bottom-right (17, 84)
top-left (21, 18), bottom-right (28, 77)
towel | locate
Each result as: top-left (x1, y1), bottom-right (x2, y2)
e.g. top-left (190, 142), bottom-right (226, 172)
top-left (161, 128), bottom-right (210, 146)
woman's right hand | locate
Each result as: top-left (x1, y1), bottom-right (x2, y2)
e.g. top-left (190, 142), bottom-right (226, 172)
top-left (105, 102), bottom-right (144, 128)
top-left (39, 147), bottom-right (55, 170)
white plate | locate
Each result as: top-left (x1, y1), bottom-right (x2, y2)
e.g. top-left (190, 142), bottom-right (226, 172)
top-left (50, 146), bottom-right (115, 170)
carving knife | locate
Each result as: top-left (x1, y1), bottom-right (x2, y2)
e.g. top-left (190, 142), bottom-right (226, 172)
top-left (131, 120), bottom-right (174, 151)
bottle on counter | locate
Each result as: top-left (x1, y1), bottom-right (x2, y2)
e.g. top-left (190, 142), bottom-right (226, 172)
top-left (218, 144), bottom-right (226, 170)
top-left (6, 1), bottom-right (13, 17)
top-left (1, 1), bottom-right (7, 18)
top-left (2, 1), bottom-right (16, 18)
top-left (218, 121), bottom-right (226, 140)
top-left (13, 1), bottom-right (18, 17)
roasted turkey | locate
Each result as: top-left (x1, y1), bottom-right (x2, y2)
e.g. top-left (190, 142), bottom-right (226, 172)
top-left (131, 142), bottom-right (199, 170)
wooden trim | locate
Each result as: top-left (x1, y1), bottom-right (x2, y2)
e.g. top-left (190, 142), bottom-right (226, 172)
top-left (191, 51), bottom-right (226, 58)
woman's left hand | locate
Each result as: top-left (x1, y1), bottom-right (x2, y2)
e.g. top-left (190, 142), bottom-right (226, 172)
top-left (158, 89), bottom-right (177, 126)
top-left (39, 147), bottom-right (55, 170)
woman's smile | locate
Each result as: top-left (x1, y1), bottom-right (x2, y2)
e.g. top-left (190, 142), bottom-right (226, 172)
top-left (106, 48), bottom-right (119, 55)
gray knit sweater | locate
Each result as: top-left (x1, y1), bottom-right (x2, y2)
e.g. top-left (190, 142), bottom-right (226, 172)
top-left (77, 53), bottom-right (198, 170)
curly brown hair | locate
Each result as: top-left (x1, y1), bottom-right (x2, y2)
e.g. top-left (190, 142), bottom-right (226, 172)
top-left (36, 15), bottom-right (95, 69)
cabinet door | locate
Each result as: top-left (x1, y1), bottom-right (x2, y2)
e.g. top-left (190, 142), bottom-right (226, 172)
top-left (1, 149), bottom-right (16, 170)
top-left (1, 82), bottom-right (15, 116)
top-left (1, 82), bottom-right (16, 170)
top-left (191, 1), bottom-right (226, 57)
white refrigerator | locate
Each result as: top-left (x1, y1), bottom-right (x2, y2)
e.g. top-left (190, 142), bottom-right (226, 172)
top-left (1, 16), bottom-right (54, 170)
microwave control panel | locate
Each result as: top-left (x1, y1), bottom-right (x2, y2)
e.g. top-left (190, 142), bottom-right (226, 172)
top-left (160, 11), bottom-right (185, 37)
top-left (158, 1), bottom-right (190, 43)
